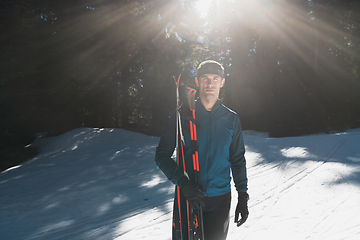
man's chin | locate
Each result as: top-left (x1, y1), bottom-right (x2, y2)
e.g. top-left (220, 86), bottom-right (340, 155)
top-left (204, 93), bottom-right (217, 99)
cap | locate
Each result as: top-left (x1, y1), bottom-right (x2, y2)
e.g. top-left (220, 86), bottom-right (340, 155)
top-left (196, 60), bottom-right (224, 78)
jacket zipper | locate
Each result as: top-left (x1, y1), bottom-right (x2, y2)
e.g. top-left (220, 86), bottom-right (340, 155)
top-left (205, 110), bottom-right (211, 193)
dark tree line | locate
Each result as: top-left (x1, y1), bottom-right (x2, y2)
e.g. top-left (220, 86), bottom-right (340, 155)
top-left (1, 0), bottom-right (360, 171)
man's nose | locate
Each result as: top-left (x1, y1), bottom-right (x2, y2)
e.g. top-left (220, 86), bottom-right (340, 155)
top-left (207, 79), bottom-right (214, 86)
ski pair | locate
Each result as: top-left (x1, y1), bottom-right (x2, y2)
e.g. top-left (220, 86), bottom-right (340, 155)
top-left (172, 75), bottom-right (204, 240)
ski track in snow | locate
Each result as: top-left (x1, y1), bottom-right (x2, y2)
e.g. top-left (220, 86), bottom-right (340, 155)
top-left (1, 127), bottom-right (360, 240)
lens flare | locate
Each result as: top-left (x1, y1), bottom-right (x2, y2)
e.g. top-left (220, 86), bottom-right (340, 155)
top-left (189, 67), bottom-right (196, 77)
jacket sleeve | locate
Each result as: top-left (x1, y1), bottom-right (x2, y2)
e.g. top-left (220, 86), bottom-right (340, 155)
top-left (229, 115), bottom-right (248, 193)
top-left (155, 111), bottom-right (185, 185)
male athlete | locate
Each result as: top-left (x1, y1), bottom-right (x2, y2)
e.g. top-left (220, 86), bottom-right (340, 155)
top-left (155, 60), bottom-right (249, 240)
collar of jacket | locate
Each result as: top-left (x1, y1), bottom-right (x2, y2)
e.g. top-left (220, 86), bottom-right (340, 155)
top-left (195, 98), bottom-right (223, 114)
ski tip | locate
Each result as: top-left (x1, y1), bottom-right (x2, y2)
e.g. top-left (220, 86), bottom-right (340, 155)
top-left (185, 87), bottom-right (197, 96)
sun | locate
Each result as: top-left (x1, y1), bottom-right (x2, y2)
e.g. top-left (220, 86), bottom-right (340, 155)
top-left (195, 0), bottom-right (213, 18)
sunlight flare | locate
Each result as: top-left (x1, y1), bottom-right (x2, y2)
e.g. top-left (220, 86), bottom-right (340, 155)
top-left (195, 0), bottom-right (212, 18)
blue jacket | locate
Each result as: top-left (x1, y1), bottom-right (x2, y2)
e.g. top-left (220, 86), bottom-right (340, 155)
top-left (155, 99), bottom-right (247, 197)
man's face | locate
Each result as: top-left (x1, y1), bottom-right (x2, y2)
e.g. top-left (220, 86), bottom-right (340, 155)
top-left (196, 74), bottom-right (225, 101)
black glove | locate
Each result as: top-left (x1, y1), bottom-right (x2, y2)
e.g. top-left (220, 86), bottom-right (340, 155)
top-left (177, 176), bottom-right (205, 210)
top-left (234, 192), bottom-right (249, 227)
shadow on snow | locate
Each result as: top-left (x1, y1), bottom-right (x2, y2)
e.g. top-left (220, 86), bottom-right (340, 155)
top-left (243, 129), bottom-right (360, 189)
top-left (0, 128), bottom-right (174, 240)
top-left (0, 128), bottom-right (359, 239)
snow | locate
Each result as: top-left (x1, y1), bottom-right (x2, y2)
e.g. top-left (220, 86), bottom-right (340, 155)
top-left (1, 127), bottom-right (360, 240)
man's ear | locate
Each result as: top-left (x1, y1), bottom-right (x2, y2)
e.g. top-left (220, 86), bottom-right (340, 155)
top-left (220, 78), bottom-right (225, 88)
top-left (195, 77), bottom-right (199, 87)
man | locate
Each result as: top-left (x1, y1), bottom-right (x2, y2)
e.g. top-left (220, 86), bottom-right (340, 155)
top-left (155, 60), bottom-right (249, 240)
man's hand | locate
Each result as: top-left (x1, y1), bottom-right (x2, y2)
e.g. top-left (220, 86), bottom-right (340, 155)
top-left (235, 192), bottom-right (249, 227)
top-left (177, 176), bottom-right (206, 209)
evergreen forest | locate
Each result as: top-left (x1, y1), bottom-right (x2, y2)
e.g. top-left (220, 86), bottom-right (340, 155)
top-left (1, 0), bottom-right (360, 171)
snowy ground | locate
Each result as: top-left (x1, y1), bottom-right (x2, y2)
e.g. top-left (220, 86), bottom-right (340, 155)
top-left (0, 127), bottom-right (360, 240)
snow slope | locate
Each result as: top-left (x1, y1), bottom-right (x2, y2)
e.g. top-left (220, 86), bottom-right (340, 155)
top-left (0, 127), bottom-right (359, 240)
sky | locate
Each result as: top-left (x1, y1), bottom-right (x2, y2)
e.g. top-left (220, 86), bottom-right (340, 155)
top-left (0, 127), bottom-right (360, 239)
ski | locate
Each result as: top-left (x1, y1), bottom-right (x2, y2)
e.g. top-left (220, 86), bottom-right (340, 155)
top-left (186, 87), bottom-right (205, 240)
top-left (172, 76), bottom-right (204, 240)
top-left (172, 74), bottom-right (191, 240)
